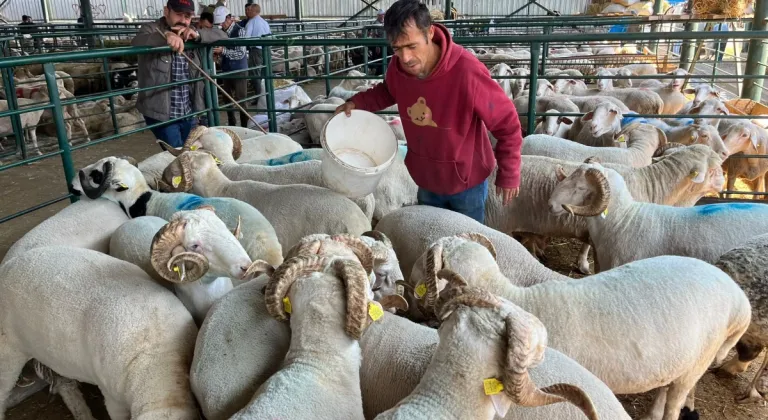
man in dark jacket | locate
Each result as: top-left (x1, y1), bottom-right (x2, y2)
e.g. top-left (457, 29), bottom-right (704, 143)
top-left (214, 14), bottom-right (249, 127)
top-left (131, 0), bottom-right (226, 149)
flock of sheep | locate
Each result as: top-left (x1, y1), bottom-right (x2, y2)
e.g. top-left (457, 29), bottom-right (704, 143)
top-left (3, 38), bottom-right (768, 420)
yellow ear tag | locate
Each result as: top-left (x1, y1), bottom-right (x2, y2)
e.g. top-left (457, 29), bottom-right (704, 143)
top-left (368, 302), bottom-right (384, 321)
top-left (601, 208), bottom-right (608, 219)
top-left (415, 283), bottom-right (427, 299)
top-left (691, 171), bottom-right (699, 179)
top-left (172, 176), bottom-right (182, 188)
top-left (214, 157), bottom-right (222, 165)
top-left (118, 182), bottom-right (128, 189)
top-left (283, 297), bottom-right (292, 314)
top-left (483, 378), bottom-right (504, 396)
top-left (617, 134), bottom-right (626, 143)
top-left (190, 145), bottom-right (199, 151)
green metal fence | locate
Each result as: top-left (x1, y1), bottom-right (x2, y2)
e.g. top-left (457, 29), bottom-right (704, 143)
top-left (1, 20), bottom-right (768, 226)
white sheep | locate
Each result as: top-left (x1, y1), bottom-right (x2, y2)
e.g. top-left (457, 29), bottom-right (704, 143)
top-left (553, 79), bottom-right (588, 95)
top-left (0, 246), bottom-right (199, 419)
top-left (190, 272), bottom-right (632, 420)
top-left (486, 146), bottom-right (723, 273)
top-left (229, 255), bottom-right (372, 419)
top-left (525, 122), bottom-right (666, 167)
top-left (675, 98), bottom-right (729, 128)
top-left (158, 150), bottom-right (372, 253)
top-left (0, 98), bottom-right (45, 155)
top-left (69, 156), bottom-right (284, 268)
top-left (564, 102), bottom-right (626, 147)
top-left (719, 119), bottom-right (766, 155)
top-left (548, 161), bottom-right (768, 271)
top-left (575, 87), bottom-right (664, 115)
top-left (375, 285), bottom-right (599, 420)
top-left (108, 209), bottom-right (254, 325)
top-left (680, 84), bottom-right (721, 113)
top-left (564, 95), bottom-right (631, 114)
top-left (409, 233), bottom-right (751, 420)
top-left (514, 95), bottom-right (580, 135)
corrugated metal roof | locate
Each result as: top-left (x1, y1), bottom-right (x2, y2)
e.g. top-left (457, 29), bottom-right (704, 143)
top-left (0, 0), bottom-right (592, 22)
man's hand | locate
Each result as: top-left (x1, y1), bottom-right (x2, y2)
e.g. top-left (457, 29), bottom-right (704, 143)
top-left (496, 186), bottom-right (519, 206)
top-left (212, 46), bottom-right (224, 55)
top-left (165, 31), bottom-right (185, 53)
top-left (175, 26), bottom-right (199, 41)
top-left (334, 101), bottom-right (355, 117)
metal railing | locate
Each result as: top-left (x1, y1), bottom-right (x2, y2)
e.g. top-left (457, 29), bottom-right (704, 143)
top-left (1, 21), bottom-right (768, 225)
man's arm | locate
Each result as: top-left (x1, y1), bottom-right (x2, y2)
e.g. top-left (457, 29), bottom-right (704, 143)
top-left (196, 27), bottom-right (228, 43)
top-left (472, 66), bottom-right (523, 190)
top-left (348, 74), bottom-right (396, 113)
top-left (131, 23), bottom-right (168, 47)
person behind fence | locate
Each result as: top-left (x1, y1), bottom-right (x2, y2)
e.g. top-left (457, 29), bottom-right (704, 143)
top-left (244, 3), bottom-right (271, 105)
top-left (334, 0), bottom-right (523, 223)
top-left (213, 13), bottom-right (250, 127)
top-left (132, 0), bottom-right (226, 150)
top-left (198, 11), bottom-right (214, 29)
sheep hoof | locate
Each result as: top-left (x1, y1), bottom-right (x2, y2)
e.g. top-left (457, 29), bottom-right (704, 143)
top-left (736, 387), bottom-right (765, 405)
top-left (680, 407), bottom-right (700, 420)
top-left (578, 263), bottom-right (592, 275)
top-left (719, 357), bottom-right (751, 375)
top-left (15, 374), bottom-right (36, 388)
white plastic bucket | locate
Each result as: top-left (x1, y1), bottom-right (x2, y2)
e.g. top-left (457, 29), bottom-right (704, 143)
top-left (320, 109), bottom-right (398, 198)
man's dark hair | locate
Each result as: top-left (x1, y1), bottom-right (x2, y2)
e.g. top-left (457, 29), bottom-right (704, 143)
top-left (200, 12), bottom-right (214, 24)
top-left (383, 0), bottom-right (433, 44)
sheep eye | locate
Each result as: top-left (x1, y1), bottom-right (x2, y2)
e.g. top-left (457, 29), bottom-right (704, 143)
top-left (191, 244), bottom-right (200, 251)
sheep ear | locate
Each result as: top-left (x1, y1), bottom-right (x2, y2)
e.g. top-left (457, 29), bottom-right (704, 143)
top-left (582, 111), bottom-right (594, 121)
top-left (568, 79), bottom-right (577, 85)
top-left (558, 116), bottom-right (574, 125)
top-left (683, 88), bottom-right (695, 95)
top-left (713, 91), bottom-right (721, 98)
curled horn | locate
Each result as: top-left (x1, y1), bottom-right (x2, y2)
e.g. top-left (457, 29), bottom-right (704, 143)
top-left (379, 294), bottom-right (409, 313)
top-left (186, 125), bottom-right (208, 145)
top-left (457, 233), bottom-right (497, 260)
top-left (284, 237), bottom-right (324, 260)
top-left (330, 234), bottom-right (374, 276)
top-left (244, 260), bottom-right (275, 279)
top-left (265, 255), bottom-right (331, 322)
top-left (422, 243), bottom-right (444, 315)
top-left (161, 153), bottom-right (194, 192)
top-left (157, 140), bottom-right (184, 157)
top-left (232, 215), bottom-right (242, 239)
top-left (561, 168), bottom-right (611, 217)
top-left (653, 142), bottom-right (686, 157)
top-left (555, 165), bottom-right (568, 181)
top-left (218, 128), bottom-right (243, 160)
top-left (331, 258), bottom-right (372, 340)
top-left (362, 230), bottom-right (392, 248)
top-left (502, 308), bottom-right (598, 419)
top-left (616, 121), bottom-right (642, 137)
top-left (437, 286), bottom-right (500, 322)
top-left (150, 218), bottom-right (209, 283)
top-left (79, 160), bottom-right (113, 199)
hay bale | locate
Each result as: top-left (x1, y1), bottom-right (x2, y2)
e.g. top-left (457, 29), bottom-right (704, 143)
top-left (429, 8), bottom-right (444, 20)
top-left (691, 0), bottom-right (749, 17)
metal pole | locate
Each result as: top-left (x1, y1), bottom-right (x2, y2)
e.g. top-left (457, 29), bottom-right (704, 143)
top-left (324, 45), bottom-right (331, 95)
top-left (43, 62), bottom-right (77, 203)
top-left (540, 26), bottom-right (551, 75)
top-left (444, 0), bottom-right (452, 21)
top-left (101, 57), bottom-right (119, 135)
top-left (742, 0), bottom-right (768, 101)
top-left (294, 0), bottom-right (302, 21)
top-left (3, 67), bottom-right (26, 159)
top-left (201, 48), bottom-right (216, 127)
top-left (40, 0), bottom-right (50, 23)
top-left (526, 42), bottom-right (540, 135)
top-left (262, 48), bottom-right (277, 132)
top-left (679, 22), bottom-right (697, 69)
top-left (80, 0), bottom-right (95, 48)
top-left (649, 0), bottom-right (664, 54)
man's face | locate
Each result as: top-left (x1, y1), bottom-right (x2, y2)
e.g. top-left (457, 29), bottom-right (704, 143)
top-left (199, 18), bottom-right (213, 29)
top-left (391, 21), bottom-right (434, 77)
top-left (165, 7), bottom-right (192, 28)
top-left (246, 6), bottom-right (256, 18)
top-left (222, 15), bottom-right (233, 30)
top-left (376, 14), bottom-right (384, 23)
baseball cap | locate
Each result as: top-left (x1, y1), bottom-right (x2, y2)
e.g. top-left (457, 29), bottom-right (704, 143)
top-left (213, 5), bottom-right (230, 24)
top-left (167, 0), bottom-right (194, 13)
top-left (377, 9), bottom-right (386, 15)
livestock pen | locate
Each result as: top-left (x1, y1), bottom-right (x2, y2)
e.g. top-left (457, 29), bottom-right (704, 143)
top-left (1, 7), bottom-right (768, 419)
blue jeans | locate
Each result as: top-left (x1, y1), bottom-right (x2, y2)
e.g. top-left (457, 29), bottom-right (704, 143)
top-left (417, 180), bottom-right (489, 223)
top-left (144, 116), bottom-right (195, 149)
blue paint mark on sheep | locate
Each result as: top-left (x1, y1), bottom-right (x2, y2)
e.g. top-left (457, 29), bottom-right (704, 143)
top-left (176, 194), bottom-right (207, 211)
top-left (695, 202), bottom-right (765, 216)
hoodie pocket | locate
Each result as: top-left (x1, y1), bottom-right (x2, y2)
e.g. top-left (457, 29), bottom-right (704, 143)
top-left (405, 149), bottom-right (468, 194)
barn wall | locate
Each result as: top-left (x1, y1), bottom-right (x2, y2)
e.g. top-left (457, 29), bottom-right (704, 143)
top-left (0, 0), bottom-right (591, 22)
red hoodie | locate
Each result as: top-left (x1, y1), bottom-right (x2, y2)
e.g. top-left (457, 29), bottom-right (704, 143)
top-left (350, 23), bottom-right (523, 196)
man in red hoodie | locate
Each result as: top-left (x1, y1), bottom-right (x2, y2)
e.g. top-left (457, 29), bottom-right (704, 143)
top-left (335, 0), bottom-right (523, 223)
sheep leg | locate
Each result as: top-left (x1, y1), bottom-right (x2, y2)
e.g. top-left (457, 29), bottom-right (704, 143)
top-left (682, 384), bottom-right (696, 413)
top-left (577, 243), bottom-right (592, 274)
top-left (55, 381), bottom-right (96, 420)
top-left (662, 379), bottom-right (699, 420)
top-left (638, 386), bottom-right (667, 420)
top-left (720, 339), bottom-right (763, 375)
top-left (25, 127), bottom-right (42, 156)
top-left (103, 392), bottom-right (130, 420)
top-left (736, 354), bottom-right (768, 404)
top-left (0, 343), bottom-right (29, 420)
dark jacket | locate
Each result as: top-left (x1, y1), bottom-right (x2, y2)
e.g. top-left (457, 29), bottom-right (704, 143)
top-left (221, 22), bottom-right (248, 71)
top-left (131, 17), bottom-right (227, 121)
